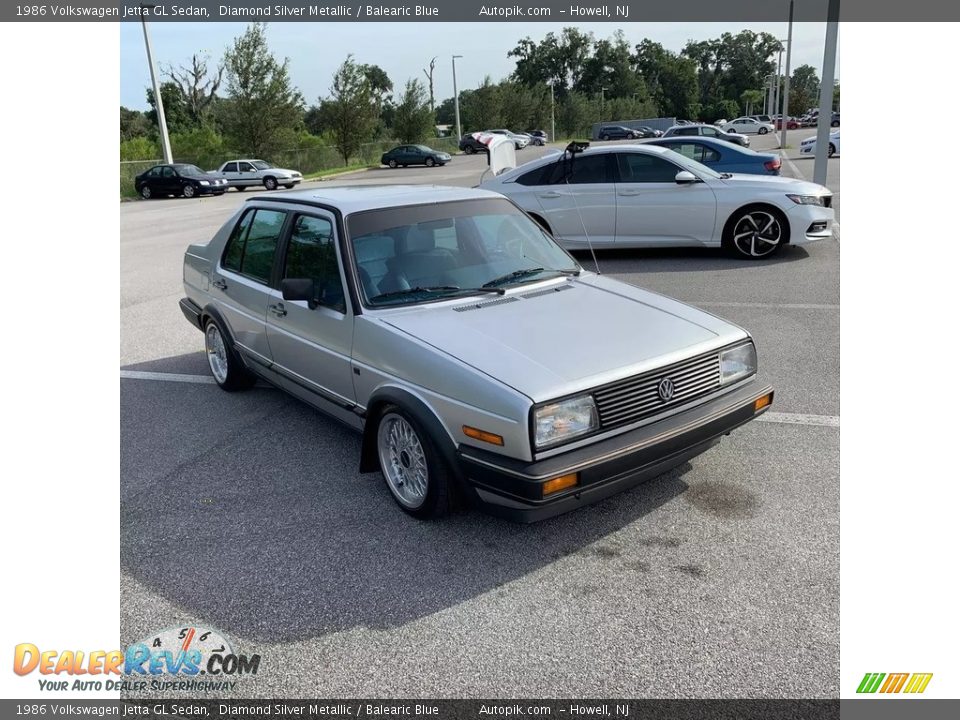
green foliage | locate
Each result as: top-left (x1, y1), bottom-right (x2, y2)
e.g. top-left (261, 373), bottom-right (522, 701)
top-left (789, 64), bottom-right (821, 116)
top-left (120, 136), bottom-right (159, 161)
top-left (221, 23), bottom-right (304, 157)
top-left (392, 79), bottom-right (435, 144)
top-left (324, 54), bottom-right (380, 164)
top-left (146, 82), bottom-right (193, 134)
top-left (120, 107), bottom-right (153, 141)
top-left (635, 40), bottom-right (700, 119)
top-left (740, 89), bottom-right (765, 116)
top-left (170, 126), bottom-right (226, 170)
top-left (702, 99), bottom-right (739, 123)
top-left (461, 77), bottom-right (502, 131)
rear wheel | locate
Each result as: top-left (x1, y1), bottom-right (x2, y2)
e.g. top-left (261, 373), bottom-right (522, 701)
top-left (140, 185), bottom-right (152, 199)
top-left (203, 318), bottom-right (256, 391)
top-left (726, 206), bottom-right (788, 259)
top-left (235, 186), bottom-right (245, 192)
top-left (464, 145), bottom-right (476, 155)
top-left (388, 159), bottom-right (398, 168)
top-left (600, 133), bottom-right (610, 141)
top-left (376, 407), bottom-right (455, 519)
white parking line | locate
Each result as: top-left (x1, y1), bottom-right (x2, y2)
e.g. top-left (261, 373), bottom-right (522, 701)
top-left (120, 370), bottom-right (839, 428)
top-left (695, 301), bottom-right (839, 311)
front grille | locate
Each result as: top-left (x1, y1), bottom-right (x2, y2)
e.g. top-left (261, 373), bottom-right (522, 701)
top-left (592, 351), bottom-right (721, 429)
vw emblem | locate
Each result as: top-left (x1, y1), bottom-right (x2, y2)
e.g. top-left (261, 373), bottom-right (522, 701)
top-left (657, 378), bottom-right (675, 402)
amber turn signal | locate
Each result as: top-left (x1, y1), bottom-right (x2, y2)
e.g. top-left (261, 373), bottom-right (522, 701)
top-left (462, 425), bottom-right (504, 446)
top-left (542, 473), bottom-right (579, 497)
top-left (754, 393), bottom-right (773, 412)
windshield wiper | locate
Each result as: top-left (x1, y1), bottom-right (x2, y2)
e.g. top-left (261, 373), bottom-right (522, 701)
top-left (482, 267), bottom-right (579, 288)
top-left (369, 286), bottom-right (505, 303)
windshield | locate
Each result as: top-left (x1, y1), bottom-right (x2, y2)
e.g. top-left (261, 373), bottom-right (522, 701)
top-left (664, 151), bottom-right (723, 180)
top-left (251, 160), bottom-right (273, 170)
top-left (347, 198), bottom-right (580, 307)
top-left (172, 164), bottom-right (206, 177)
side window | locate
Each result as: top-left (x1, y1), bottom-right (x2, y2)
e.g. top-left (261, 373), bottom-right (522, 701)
top-left (516, 164), bottom-right (550, 186)
top-left (162, 167), bottom-right (175, 178)
top-left (285, 215), bottom-right (345, 312)
top-left (700, 147), bottom-right (721, 163)
top-left (567, 154), bottom-right (611, 184)
top-left (671, 143), bottom-right (700, 161)
top-left (223, 162), bottom-right (238, 173)
top-left (221, 208), bottom-right (285, 283)
top-left (148, 166), bottom-right (161, 177)
top-left (677, 127), bottom-right (696, 136)
top-left (616, 153), bottom-right (681, 183)
top-left (239, 162), bottom-right (256, 172)
top-left (701, 127), bottom-right (718, 137)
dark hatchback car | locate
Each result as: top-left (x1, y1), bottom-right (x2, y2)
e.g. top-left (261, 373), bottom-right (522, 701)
top-left (381, 145), bottom-right (452, 168)
top-left (135, 163), bottom-right (228, 200)
top-left (597, 125), bottom-right (643, 140)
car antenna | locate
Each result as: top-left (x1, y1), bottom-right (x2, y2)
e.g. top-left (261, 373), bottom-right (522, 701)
top-left (560, 140), bottom-right (601, 276)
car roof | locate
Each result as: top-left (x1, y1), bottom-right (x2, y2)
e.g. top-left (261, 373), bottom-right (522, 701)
top-left (249, 184), bottom-right (505, 214)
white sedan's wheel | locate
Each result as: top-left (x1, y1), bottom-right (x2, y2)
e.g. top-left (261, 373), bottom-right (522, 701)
top-left (730, 209), bottom-right (785, 259)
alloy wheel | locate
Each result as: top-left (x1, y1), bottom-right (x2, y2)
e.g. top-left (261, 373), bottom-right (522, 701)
top-left (377, 413), bottom-right (429, 509)
top-left (732, 210), bottom-right (783, 258)
top-left (204, 323), bottom-right (229, 384)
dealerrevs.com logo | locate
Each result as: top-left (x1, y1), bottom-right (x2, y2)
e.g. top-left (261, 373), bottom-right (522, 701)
top-left (856, 672), bottom-right (933, 694)
top-left (13, 626), bottom-right (260, 693)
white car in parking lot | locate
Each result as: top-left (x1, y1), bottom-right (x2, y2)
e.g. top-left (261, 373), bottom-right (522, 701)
top-left (800, 130), bottom-right (840, 158)
top-left (481, 144), bottom-right (834, 258)
top-left (721, 117), bottom-right (775, 135)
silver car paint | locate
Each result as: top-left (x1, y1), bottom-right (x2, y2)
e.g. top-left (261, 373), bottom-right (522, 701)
top-left (183, 187), bottom-right (756, 465)
top-left (218, 159), bottom-right (303, 188)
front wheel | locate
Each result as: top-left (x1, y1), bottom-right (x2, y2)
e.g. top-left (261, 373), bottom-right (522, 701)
top-left (758, 127), bottom-right (768, 135)
top-left (376, 407), bottom-right (455, 519)
top-left (425, 157), bottom-right (435, 167)
top-left (263, 177), bottom-right (278, 190)
top-left (182, 185), bottom-right (196, 198)
top-left (828, 143), bottom-right (836, 158)
top-left (464, 145), bottom-right (476, 155)
top-left (204, 318), bottom-right (256, 391)
top-left (600, 134), bottom-right (610, 141)
top-left (726, 207), bottom-right (787, 259)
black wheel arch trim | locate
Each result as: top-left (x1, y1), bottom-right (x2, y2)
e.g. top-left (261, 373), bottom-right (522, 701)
top-left (359, 386), bottom-right (461, 477)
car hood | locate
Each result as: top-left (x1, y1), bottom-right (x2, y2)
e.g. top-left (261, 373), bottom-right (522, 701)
top-left (266, 167), bottom-right (300, 176)
top-left (718, 173), bottom-right (829, 195)
top-left (379, 275), bottom-right (748, 402)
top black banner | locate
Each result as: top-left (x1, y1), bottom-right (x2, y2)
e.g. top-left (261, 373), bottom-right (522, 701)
top-left (4, 0), bottom-right (959, 22)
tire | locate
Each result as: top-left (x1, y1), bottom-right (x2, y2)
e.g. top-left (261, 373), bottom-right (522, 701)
top-left (376, 405), bottom-right (455, 519)
top-left (203, 317), bottom-right (256, 391)
top-left (235, 186), bottom-right (245, 192)
top-left (464, 145), bottom-right (476, 155)
top-left (600, 134), bottom-right (610, 141)
top-left (758, 127), bottom-right (768, 135)
top-left (725, 205), bottom-right (788, 259)
top-left (828, 143), bottom-right (836, 158)
top-left (402, 164), bottom-right (408, 168)
top-left (388, 159), bottom-right (398, 168)
top-left (263, 176), bottom-right (277, 190)
top-left (182, 185), bottom-right (196, 198)
top-left (283, 184), bottom-right (294, 189)
top-left (425, 157), bottom-right (435, 167)
top-left (140, 185), bottom-right (152, 200)
top-left (831, 120), bottom-right (840, 127)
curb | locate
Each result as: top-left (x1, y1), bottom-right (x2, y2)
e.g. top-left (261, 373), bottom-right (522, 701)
top-left (304, 166), bottom-right (375, 183)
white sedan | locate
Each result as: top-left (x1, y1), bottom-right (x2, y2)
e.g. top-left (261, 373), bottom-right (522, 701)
top-left (481, 144), bottom-right (834, 259)
top-left (800, 130), bottom-right (840, 158)
top-left (722, 117), bottom-right (775, 135)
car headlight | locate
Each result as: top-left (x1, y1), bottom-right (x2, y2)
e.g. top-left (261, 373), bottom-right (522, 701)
top-left (786, 194), bottom-right (824, 205)
top-left (720, 343), bottom-right (757, 385)
top-left (199, 180), bottom-right (210, 186)
top-left (534, 395), bottom-right (599, 449)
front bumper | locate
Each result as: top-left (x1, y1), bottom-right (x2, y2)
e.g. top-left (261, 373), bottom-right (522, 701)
top-left (457, 382), bottom-right (774, 522)
top-left (786, 202), bottom-right (835, 244)
top-left (196, 183), bottom-right (227, 194)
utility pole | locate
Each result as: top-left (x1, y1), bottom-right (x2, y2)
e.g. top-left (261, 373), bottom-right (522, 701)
top-left (550, 80), bottom-right (556, 141)
top-left (779, 1), bottom-right (794, 150)
top-left (774, 41), bottom-right (785, 124)
top-left (814, 0), bottom-right (839, 185)
top-left (452, 55), bottom-right (463, 139)
top-left (140, 4), bottom-right (172, 163)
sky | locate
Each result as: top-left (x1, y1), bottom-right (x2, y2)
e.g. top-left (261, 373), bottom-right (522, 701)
top-left (119, 22), bottom-right (840, 111)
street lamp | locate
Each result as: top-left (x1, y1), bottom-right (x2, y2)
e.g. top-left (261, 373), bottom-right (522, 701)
top-left (773, 38), bottom-right (787, 126)
top-left (140, 3), bottom-right (172, 164)
top-left (452, 55), bottom-right (463, 140)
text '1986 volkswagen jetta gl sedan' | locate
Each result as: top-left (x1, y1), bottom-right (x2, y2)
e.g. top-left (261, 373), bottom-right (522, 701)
top-left (180, 186), bottom-right (773, 522)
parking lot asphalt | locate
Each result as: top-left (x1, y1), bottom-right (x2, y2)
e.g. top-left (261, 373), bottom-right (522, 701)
top-left (120, 138), bottom-right (839, 698)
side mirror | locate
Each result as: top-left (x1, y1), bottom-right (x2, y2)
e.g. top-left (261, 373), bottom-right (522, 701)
top-left (675, 170), bottom-right (698, 184)
top-left (281, 278), bottom-right (322, 309)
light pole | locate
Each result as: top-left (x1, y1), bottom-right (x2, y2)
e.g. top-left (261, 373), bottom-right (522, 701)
top-left (452, 55), bottom-right (463, 140)
top-left (140, 3), bottom-right (172, 164)
top-left (549, 80), bottom-right (556, 142)
top-left (779, 2), bottom-right (794, 151)
top-left (774, 38), bottom-right (786, 124)
top-left (814, 0), bottom-right (839, 186)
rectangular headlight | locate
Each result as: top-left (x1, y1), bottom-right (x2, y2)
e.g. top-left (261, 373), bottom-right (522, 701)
top-left (534, 395), bottom-right (598, 449)
top-left (720, 343), bottom-right (757, 385)
top-left (786, 193), bottom-right (824, 205)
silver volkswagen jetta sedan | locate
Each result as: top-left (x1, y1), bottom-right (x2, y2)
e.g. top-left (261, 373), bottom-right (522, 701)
top-left (180, 185), bottom-right (773, 522)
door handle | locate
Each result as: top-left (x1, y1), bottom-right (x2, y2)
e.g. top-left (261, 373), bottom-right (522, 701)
top-left (537, 191), bottom-right (563, 199)
top-left (617, 190), bottom-right (643, 196)
top-left (212, 278), bottom-right (227, 290)
top-left (269, 303), bottom-right (287, 318)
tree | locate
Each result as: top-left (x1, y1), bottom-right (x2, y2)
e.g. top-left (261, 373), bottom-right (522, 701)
top-left (163, 53), bottom-right (224, 127)
top-left (422, 56), bottom-right (437, 112)
top-left (461, 77), bottom-right (502, 132)
top-left (120, 106), bottom-right (153, 140)
top-left (392, 79), bottom-right (435, 143)
top-left (221, 23), bottom-right (304, 156)
top-left (634, 41), bottom-right (699, 119)
top-left (324, 55), bottom-right (379, 164)
top-left (145, 81), bottom-right (192, 134)
top-left (682, 31), bottom-right (781, 113)
top-left (789, 64), bottom-right (821, 116)
top-left (509, 27), bottom-right (593, 96)
top-left (740, 89), bottom-right (764, 116)
top-left (576, 31), bottom-right (646, 101)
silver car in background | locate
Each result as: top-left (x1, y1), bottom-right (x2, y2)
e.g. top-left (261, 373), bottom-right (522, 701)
top-left (216, 159), bottom-right (303, 191)
top-left (180, 185), bottom-right (773, 522)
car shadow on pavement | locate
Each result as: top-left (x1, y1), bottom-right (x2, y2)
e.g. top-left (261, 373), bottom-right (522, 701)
top-left (573, 245), bottom-right (811, 274)
top-left (121, 354), bottom-right (691, 643)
